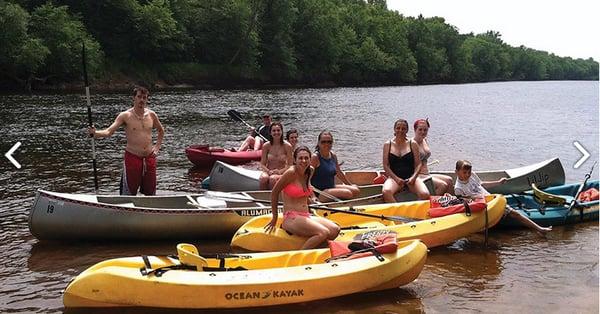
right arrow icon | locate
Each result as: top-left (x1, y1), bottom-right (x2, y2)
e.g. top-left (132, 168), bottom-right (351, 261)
top-left (573, 141), bottom-right (590, 169)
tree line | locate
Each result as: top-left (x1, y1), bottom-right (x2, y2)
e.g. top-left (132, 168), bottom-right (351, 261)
top-left (1, 0), bottom-right (598, 91)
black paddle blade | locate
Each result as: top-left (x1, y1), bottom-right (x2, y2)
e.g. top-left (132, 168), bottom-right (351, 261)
top-left (227, 109), bottom-right (243, 122)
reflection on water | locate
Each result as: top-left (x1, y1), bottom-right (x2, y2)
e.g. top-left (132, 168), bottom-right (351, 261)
top-left (0, 81), bottom-right (598, 313)
top-left (63, 288), bottom-right (424, 314)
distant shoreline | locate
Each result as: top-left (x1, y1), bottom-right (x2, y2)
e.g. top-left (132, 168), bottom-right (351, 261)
top-left (1, 78), bottom-right (597, 95)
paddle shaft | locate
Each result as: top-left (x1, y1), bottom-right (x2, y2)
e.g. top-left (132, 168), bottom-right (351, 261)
top-left (227, 110), bottom-right (269, 142)
top-left (82, 42), bottom-right (99, 192)
top-left (206, 192), bottom-right (414, 223)
top-left (567, 161), bottom-right (596, 211)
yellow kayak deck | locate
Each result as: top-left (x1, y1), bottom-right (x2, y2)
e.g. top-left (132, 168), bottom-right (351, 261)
top-left (63, 240), bottom-right (427, 309)
top-left (231, 194), bottom-right (506, 251)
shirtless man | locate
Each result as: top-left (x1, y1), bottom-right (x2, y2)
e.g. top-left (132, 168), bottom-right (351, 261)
top-left (88, 86), bottom-right (165, 195)
top-left (259, 122), bottom-right (293, 189)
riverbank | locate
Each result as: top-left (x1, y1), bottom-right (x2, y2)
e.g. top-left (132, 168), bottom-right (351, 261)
top-left (2, 73), bottom-right (597, 95)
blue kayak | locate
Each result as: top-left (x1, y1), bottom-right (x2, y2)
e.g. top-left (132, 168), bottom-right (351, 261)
top-left (500, 180), bottom-right (599, 227)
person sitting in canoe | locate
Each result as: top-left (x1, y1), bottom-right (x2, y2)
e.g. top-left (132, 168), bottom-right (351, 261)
top-left (311, 131), bottom-right (360, 201)
top-left (265, 146), bottom-right (340, 249)
top-left (286, 128), bottom-right (299, 150)
top-left (412, 118), bottom-right (454, 195)
top-left (382, 119), bottom-right (430, 202)
top-left (88, 86), bottom-right (165, 195)
top-left (454, 160), bottom-right (552, 235)
top-left (259, 122), bottom-right (293, 189)
top-left (238, 114), bottom-right (272, 151)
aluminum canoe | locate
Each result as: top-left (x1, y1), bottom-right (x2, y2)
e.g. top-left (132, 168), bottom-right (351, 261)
top-left (28, 186), bottom-right (385, 241)
top-left (431, 157), bottom-right (565, 194)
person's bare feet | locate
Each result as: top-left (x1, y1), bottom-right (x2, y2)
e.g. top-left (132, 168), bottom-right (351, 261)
top-left (537, 225), bottom-right (552, 236)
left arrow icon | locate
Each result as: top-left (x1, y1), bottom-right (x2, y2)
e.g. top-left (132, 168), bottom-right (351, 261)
top-left (5, 142), bottom-right (22, 169)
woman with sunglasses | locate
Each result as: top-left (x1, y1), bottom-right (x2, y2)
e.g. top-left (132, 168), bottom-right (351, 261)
top-left (382, 119), bottom-right (430, 202)
top-left (310, 131), bottom-right (360, 202)
top-left (259, 122), bottom-right (293, 190)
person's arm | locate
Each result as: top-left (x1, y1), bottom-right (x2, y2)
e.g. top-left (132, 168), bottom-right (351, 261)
top-left (306, 166), bottom-right (319, 212)
top-left (310, 154), bottom-right (320, 170)
top-left (151, 111), bottom-right (164, 155)
top-left (333, 152), bottom-right (353, 185)
top-left (89, 112), bottom-right (125, 138)
top-left (265, 167), bottom-right (293, 233)
top-left (408, 140), bottom-right (422, 184)
top-left (481, 177), bottom-right (508, 189)
top-left (259, 143), bottom-right (271, 172)
top-left (382, 141), bottom-right (404, 186)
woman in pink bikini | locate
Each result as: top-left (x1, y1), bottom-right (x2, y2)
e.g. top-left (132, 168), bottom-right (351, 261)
top-left (264, 146), bottom-right (340, 249)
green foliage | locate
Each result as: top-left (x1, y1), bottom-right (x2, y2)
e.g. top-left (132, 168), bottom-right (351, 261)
top-left (29, 3), bottom-right (103, 80)
top-left (0, 2), bottom-right (49, 79)
top-left (170, 0), bottom-right (259, 67)
top-left (1, 0), bottom-right (598, 90)
top-left (406, 16), bottom-right (451, 83)
top-left (293, 0), bottom-right (345, 80)
top-left (135, 0), bottom-right (186, 61)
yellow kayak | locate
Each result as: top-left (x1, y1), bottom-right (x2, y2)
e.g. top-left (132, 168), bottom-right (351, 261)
top-left (231, 194), bottom-right (506, 251)
top-left (63, 240), bottom-right (427, 309)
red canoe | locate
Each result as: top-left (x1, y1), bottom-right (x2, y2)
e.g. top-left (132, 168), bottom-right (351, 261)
top-left (185, 144), bottom-right (262, 167)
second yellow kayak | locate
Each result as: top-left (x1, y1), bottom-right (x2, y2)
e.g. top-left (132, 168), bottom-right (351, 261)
top-left (231, 194), bottom-right (506, 251)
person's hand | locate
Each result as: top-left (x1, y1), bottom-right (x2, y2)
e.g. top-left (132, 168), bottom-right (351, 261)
top-left (87, 126), bottom-right (96, 137)
top-left (408, 176), bottom-right (416, 185)
top-left (151, 145), bottom-right (161, 156)
top-left (499, 177), bottom-right (508, 184)
top-left (264, 217), bottom-right (278, 233)
top-left (395, 177), bottom-right (405, 188)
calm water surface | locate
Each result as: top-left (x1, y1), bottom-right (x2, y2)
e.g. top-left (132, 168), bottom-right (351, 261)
top-left (0, 81), bottom-right (598, 313)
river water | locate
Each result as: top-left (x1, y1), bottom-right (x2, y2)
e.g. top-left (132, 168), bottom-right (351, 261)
top-left (0, 81), bottom-right (598, 313)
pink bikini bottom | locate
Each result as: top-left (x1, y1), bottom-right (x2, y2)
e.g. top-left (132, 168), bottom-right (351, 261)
top-left (283, 210), bottom-right (310, 221)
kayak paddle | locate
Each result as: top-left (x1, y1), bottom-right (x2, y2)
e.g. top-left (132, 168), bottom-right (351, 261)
top-left (564, 161), bottom-right (596, 222)
top-left (82, 41), bottom-right (99, 192)
top-left (205, 191), bottom-right (416, 223)
top-left (227, 109), bottom-right (269, 142)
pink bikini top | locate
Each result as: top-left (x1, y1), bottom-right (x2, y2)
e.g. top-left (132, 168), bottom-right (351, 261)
top-left (282, 183), bottom-right (313, 198)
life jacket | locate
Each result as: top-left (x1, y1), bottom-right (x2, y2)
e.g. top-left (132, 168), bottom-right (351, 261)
top-left (327, 231), bottom-right (397, 262)
top-left (578, 188), bottom-right (599, 202)
top-left (372, 173), bottom-right (387, 184)
top-left (428, 195), bottom-right (487, 218)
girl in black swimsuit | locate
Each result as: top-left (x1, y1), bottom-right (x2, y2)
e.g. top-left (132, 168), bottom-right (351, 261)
top-left (382, 119), bottom-right (430, 202)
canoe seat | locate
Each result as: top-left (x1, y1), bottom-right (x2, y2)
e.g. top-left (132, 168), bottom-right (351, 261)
top-left (116, 202), bottom-right (135, 208)
top-left (177, 243), bottom-right (208, 270)
top-left (195, 197), bottom-right (227, 208)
